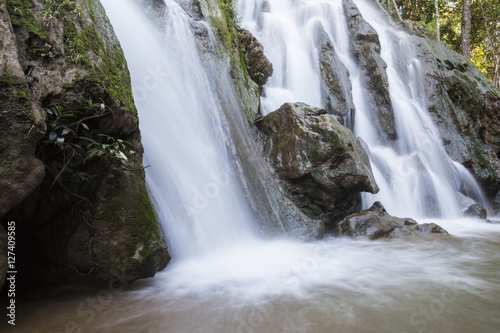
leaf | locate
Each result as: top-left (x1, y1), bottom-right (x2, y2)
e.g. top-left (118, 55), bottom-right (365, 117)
top-left (85, 149), bottom-right (100, 161)
top-left (117, 150), bottom-right (128, 162)
top-left (78, 136), bottom-right (99, 144)
top-left (49, 131), bottom-right (57, 141)
top-left (59, 113), bottom-right (76, 119)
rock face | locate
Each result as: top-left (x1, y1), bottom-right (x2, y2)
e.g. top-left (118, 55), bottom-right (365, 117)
top-left (0, 0), bottom-right (45, 217)
top-left (314, 23), bottom-right (355, 122)
top-left (0, 0), bottom-right (169, 284)
top-left (409, 32), bottom-right (500, 200)
top-left (256, 102), bottom-right (379, 226)
top-left (343, 0), bottom-right (396, 142)
top-left (338, 202), bottom-right (450, 240)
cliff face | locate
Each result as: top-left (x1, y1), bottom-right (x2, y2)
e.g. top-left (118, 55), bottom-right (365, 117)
top-left (0, 0), bottom-right (169, 288)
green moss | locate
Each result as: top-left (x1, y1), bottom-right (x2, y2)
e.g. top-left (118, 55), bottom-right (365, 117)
top-left (96, 169), bottom-right (165, 267)
top-left (6, 0), bottom-right (48, 41)
top-left (0, 68), bottom-right (33, 120)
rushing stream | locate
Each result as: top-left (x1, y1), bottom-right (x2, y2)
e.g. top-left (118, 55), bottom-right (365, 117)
top-left (5, 0), bottom-right (500, 332)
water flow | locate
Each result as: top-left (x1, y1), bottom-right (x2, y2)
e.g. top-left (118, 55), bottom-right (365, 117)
top-left (239, 0), bottom-right (488, 218)
top-left (100, 0), bottom-right (256, 259)
top-left (353, 0), bottom-right (489, 217)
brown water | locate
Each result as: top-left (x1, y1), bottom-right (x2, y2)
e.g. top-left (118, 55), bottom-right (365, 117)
top-left (3, 219), bottom-right (500, 333)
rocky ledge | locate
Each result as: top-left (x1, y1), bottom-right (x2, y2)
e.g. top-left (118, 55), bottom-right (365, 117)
top-left (338, 202), bottom-right (450, 240)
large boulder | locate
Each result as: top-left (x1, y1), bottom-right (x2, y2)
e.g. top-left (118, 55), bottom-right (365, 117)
top-left (338, 202), bottom-right (450, 240)
top-left (342, 0), bottom-right (396, 142)
top-left (256, 102), bottom-right (379, 226)
top-left (1, 0), bottom-right (169, 284)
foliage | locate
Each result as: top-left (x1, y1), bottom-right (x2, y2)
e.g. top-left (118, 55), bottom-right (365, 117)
top-left (382, 0), bottom-right (500, 85)
top-left (41, 100), bottom-right (135, 199)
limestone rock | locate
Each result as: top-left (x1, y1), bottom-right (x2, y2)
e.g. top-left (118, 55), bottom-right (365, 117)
top-left (257, 102), bottom-right (379, 225)
top-left (338, 202), bottom-right (450, 240)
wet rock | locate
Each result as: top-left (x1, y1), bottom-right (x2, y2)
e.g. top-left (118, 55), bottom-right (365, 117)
top-left (464, 204), bottom-right (488, 220)
top-left (237, 27), bottom-right (273, 86)
top-left (342, 0), bottom-right (396, 142)
top-left (256, 102), bottom-right (379, 225)
top-left (338, 202), bottom-right (450, 240)
top-left (0, 225), bottom-right (6, 290)
top-left (1, 0), bottom-right (169, 284)
top-left (0, 0), bottom-right (45, 217)
top-left (314, 23), bottom-right (355, 123)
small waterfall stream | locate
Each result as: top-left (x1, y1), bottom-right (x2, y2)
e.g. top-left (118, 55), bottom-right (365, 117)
top-left (100, 0), bottom-right (258, 259)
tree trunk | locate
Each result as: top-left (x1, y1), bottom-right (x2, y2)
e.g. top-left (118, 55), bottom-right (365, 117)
top-left (435, 0), bottom-right (440, 41)
top-left (391, 0), bottom-right (403, 22)
top-left (461, 0), bottom-right (473, 58)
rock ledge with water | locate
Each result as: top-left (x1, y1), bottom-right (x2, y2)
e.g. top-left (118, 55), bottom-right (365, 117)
top-left (338, 202), bottom-right (450, 240)
top-left (256, 102), bottom-right (379, 226)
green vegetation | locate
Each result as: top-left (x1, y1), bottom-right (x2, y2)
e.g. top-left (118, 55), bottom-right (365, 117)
top-left (382, 0), bottom-right (500, 88)
top-left (212, 0), bottom-right (244, 62)
top-left (40, 100), bottom-right (135, 200)
top-left (41, 0), bottom-right (82, 27)
top-left (6, 0), bottom-right (48, 39)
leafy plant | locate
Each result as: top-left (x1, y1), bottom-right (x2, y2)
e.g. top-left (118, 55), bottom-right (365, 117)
top-left (82, 134), bottom-right (135, 165)
top-left (40, 100), bottom-right (134, 199)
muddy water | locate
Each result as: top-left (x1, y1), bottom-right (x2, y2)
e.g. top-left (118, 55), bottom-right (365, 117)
top-left (4, 219), bottom-right (500, 333)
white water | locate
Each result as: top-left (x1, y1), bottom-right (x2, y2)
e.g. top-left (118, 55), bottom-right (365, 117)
top-left (100, 0), bottom-right (257, 259)
top-left (10, 219), bottom-right (500, 333)
top-left (239, 0), bottom-right (488, 219)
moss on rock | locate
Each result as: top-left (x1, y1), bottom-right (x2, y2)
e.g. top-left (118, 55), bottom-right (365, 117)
top-left (0, 0), bottom-right (169, 285)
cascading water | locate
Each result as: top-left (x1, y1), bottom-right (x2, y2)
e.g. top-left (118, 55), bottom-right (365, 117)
top-left (353, 0), bottom-right (489, 217)
top-left (239, 0), bottom-right (488, 219)
top-left (100, 0), bottom-right (258, 258)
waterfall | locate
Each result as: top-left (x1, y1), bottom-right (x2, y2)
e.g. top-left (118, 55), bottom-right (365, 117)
top-left (100, 0), bottom-right (257, 259)
top-left (239, 0), bottom-right (488, 219)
